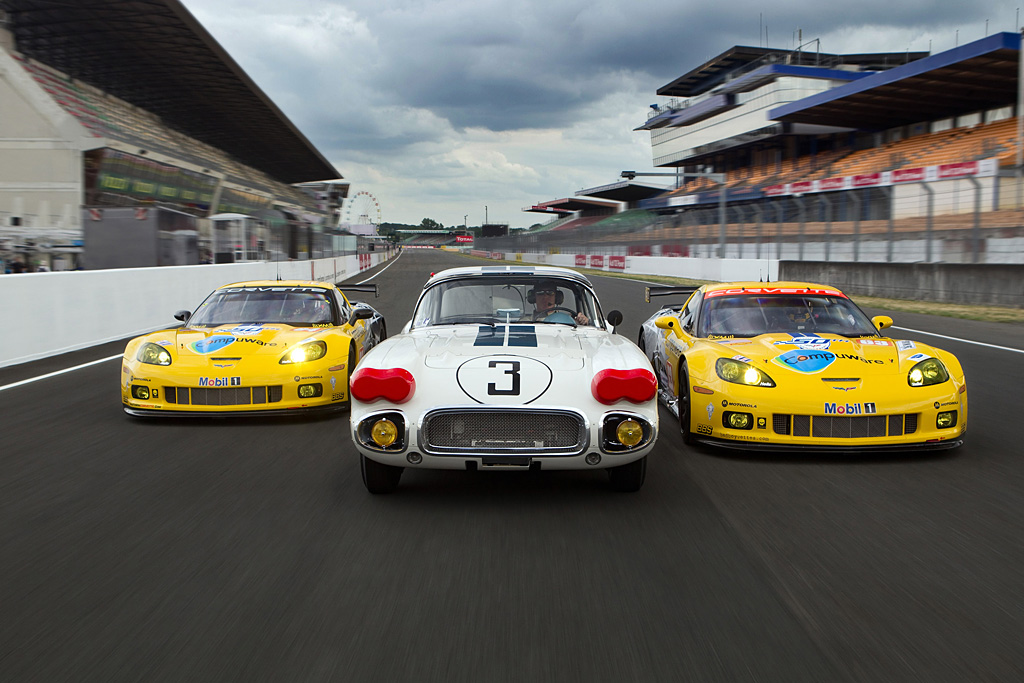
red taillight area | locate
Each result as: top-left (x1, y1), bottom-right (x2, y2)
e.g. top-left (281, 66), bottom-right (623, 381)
top-left (591, 368), bottom-right (657, 405)
top-left (350, 367), bottom-right (416, 404)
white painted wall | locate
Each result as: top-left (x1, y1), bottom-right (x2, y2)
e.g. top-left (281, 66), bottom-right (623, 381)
top-left (0, 252), bottom-right (391, 368)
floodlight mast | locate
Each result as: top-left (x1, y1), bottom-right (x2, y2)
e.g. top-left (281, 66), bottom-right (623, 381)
top-left (620, 170), bottom-right (729, 257)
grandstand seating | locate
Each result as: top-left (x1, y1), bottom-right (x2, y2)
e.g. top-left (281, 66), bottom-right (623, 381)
top-left (14, 53), bottom-right (311, 209)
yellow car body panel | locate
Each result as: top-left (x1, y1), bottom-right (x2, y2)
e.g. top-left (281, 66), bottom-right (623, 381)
top-left (645, 281), bottom-right (967, 451)
top-left (121, 280), bottom-right (382, 416)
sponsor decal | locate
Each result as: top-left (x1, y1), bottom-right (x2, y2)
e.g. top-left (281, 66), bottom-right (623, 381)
top-left (332, 392), bottom-right (345, 401)
top-left (859, 339), bottom-right (891, 346)
top-left (824, 402), bottom-right (876, 415)
top-left (223, 286), bottom-right (327, 294)
top-left (155, 340), bottom-right (173, 347)
top-left (832, 386), bottom-right (857, 391)
top-left (935, 400), bottom-right (957, 408)
top-left (228, 325), bottom-right (267, 336)
top-left (708, 335), bottom-right (735, 340)
top-left (330, 376), bottom-right (337, 391)
top-left (706, 403), bottom-right (714, 420)
top-left (834, 353), bottom-right (884, 365)
top-left (757, 417), bottom-right (767, 429)
top-left (198, 377), bottom-right (241, 387)
top-left (775, 335), bottom-right (831, 349)
top-left (772, 349), bottom-right (837, 374)
top-left (731, 354), bottom-right (752, 363)
top-left (706, 287), bottom-right (845, 298)
top-left (722, 400), bottom-right (756, 408)
top-left (190, 335), bottom-right (235, 354)
top-left (908, 352), bottom-right (930, 362)
top-left (896, 340), bottom-right (916, 351)
top-left (696, 424), bottom-right (713, 436)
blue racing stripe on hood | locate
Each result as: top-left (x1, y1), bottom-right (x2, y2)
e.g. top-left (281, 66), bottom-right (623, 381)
top-left (475, 326), bottom-right (505, 346)
top-left (507, 325), bottom-right (537, 347)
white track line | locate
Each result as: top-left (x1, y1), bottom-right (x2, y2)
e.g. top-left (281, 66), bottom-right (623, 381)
top-left (892, 326), bottom-right (1024, 354)
top-left (356, 250), bottom-right (403, 283)
top-left (0, 354), bottom-right (122, 393)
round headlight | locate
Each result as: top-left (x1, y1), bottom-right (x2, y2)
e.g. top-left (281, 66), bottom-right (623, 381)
top-left (371, 419), bottom-right (398, 447)
top-left (615, 419), bottom-right (644, 447)
top-left (280, 341), bottom-right (327, 364)
top-left (137, 342), bottom-right (172, 366)
top-left (716, 358), bottom-right (775, 387)
top-left (908, 358), bottom-right (949, 387)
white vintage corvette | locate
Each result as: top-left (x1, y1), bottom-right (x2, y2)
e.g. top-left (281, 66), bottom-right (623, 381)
top-left (349, 265), bottom-right (659, 493)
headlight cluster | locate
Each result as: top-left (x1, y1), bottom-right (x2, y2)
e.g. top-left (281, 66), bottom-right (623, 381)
top-left (137, 342), bottom-right (172, 366)
top-left (908, 357), bottom-right (949, 387)
top-left (280, 341), bottom-right (327, 364)
top-left (716, 358), bottom-right (775, 387)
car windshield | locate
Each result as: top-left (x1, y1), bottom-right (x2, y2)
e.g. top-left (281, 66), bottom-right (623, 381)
top-left (412, 276), bottom-right (602, 328)
top-left (699, 294), bottom-right (878, 338)
top-left (188, 287), bottom-right (335, 326)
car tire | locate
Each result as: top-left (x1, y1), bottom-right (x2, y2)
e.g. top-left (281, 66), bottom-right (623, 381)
top-left (608, 456), bottom-right (646, 492)
top-left (678, 364), bottom-right (695, 446)
top-left (360, 454), bottom-right (403, 494)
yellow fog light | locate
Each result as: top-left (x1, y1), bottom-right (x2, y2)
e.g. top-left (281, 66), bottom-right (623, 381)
top-left (131, 385), bottom-right (150, 400)
top-left (616, 419), bottom-right (643, 447)
top-left (726, 412), bottom-right (753, 430)
top-left (936, 411), bottom-right (958, 429)
top-left (371, 419), bottom-right (398, 447)
top-left (298, 384), bottom-right (322, 399)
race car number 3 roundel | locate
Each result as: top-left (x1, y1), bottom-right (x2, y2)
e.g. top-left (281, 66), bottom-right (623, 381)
top-left (457, 355), bottom-right (553, 405)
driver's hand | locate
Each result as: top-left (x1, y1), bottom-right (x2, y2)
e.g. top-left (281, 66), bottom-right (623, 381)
top-left (574, 312), bottom-right (589, 325)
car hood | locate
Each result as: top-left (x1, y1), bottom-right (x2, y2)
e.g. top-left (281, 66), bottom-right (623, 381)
top-left (366, 324), bottom-right (643, 372)
top-left (170, 324), bottom-right (330, 360)
top-left (707, 333), bottom-right (903, 376)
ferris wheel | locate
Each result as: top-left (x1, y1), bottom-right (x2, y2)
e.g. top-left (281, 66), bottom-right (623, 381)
top-left (345, 191), bottom-right (382, 226)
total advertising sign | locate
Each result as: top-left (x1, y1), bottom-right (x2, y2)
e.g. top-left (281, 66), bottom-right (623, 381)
top-left (756, 158), bottom-right (997, 198)
top-left (455, 235), bottom-right (473, 243)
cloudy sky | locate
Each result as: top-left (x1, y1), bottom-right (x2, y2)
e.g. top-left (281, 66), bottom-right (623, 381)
top-left (180, 0), bottom-right (1022, 228)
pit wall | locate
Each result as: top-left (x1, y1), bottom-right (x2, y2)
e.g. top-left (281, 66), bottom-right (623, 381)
top-left (0, 251), bottom-right (392, 368)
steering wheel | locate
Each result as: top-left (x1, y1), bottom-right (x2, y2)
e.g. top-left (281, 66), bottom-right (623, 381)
top-left (534, 306), bottom-right (579, 321)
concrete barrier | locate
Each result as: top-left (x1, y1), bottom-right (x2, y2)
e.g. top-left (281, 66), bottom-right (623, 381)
top-left (779, 261), bottom-right (1024, 307)
top-left (0, 251), bottom-right (393, 368)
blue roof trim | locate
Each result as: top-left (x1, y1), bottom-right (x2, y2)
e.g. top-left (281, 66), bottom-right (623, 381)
top-left (721, 64), bottom-right (870, 94)
top-left (769, 32), bottom-right (1021, 121)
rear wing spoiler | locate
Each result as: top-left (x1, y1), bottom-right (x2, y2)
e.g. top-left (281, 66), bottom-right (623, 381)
top-left (645, 285), bottom-right (698, 304)
top-left (339, 284), bottom-right (379, 298)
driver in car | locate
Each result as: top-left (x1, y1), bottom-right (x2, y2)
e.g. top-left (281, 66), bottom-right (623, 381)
top-left (530, 280), bottom-right (589, 325)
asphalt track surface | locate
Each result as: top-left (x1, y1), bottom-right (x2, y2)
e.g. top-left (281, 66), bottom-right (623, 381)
top-left (2, 249), bottom-right (1023, 682)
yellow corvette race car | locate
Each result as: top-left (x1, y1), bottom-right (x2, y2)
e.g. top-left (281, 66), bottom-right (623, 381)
top-left (638, 282), bottom-right (966, 451)
top-left (121, 280), bottom-right (385, 417)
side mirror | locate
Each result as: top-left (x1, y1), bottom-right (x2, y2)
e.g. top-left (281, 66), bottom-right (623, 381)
top-left (606, 310), bottom-right (623, 327)
top-left (351, 307), bottom-right (374, 321)
top-left (872, 315), bottom-right (893, 331)
top-left (174, 310), bottom-right (191, 322)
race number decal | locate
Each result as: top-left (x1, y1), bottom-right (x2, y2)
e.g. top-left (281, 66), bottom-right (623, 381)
top-left (457, 355), bottom-right (552, 404)
top-left (487, 360), bottom-right (521, 395)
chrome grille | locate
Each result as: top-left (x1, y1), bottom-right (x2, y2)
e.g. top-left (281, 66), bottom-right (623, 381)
top-left (421, 410), bottom-right (586, 455)
top-left (164, 386), bottom-right (283, 406)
